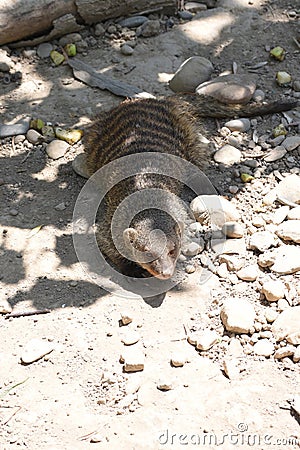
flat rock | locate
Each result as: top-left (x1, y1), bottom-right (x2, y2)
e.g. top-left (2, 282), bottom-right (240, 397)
top-left (249, 230), bottom-right (276, 252)
top-left (281, 135), bottom-right (300, 152)
top-left (236, 264), bottom-right (258, 281)
top-left (267, 246), bottom-right (300, 274)
top-left (26, 129), bottom-right (43, 145)
top-left (169, 56), bottom-right (213, 93)
top-left (277, 174), bottom-right (300, 205)
top-left (271, 306), bottom-right (300, 341)
top-left (72, 153), bottom-right (89, 178)
top-left (276, 220), bottom-right (300, 243)
top-left (196, 74), bottom-right (256, 104)
top-left (265, 309), bottom-right (278, 323)
top-left (120, 329), bottom-right (140, 345)
top-left (37, 42), bottom-right (53, 58)
top-left (0, 49), bottom-right (13, 72)
top-left (0, 117), bottom-right (31, 138)
top-left (270, 206), bottom-right (289, 225)
top-left (286, 332), bottom-right (300, 345)
top-left (261, 279), bottom-right (285, 302)
top-left (253, 339), bottom-right (274, 357)
top-left (264, 146), bottom-right (287, 162)
top-left (182, 241), bottom-right (204, 256)
top-left (190, 195), bottom-right (240, 227)
top-left (220, 298), bottom-right (256, 333)
top-left (118, 16), bottom-right (148, 28)
top-left (224, 118), bottom-right (251, 132)
top-left (287, 205), bottom-right (300, 220)
top-left (46, 140), bottom-right (69, 159)
top-left (121, 346), bottom-right (145, 372)
top-left (211, 237), bottom-right (246, 255)
top-left (222, 221), bottom-right (244, 238)
top-left (274, 346), bottom-right (295, 359)
top-left (195, 330), bottom-right (220, 350)
top-left (21, 338), bottom-right (54, 364)
top-left (136, 20), bottom-right (160, 37)
top-left (214, 144), bottom-right (241, 165)
top-left (121, 44), bottom-right (134, 56)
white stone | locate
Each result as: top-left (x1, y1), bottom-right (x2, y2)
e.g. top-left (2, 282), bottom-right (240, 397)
top-left (222, 221), bottom-right (244, 238)
top-left (224, 118), bottom-right (251, 132)
top-left (21, 338), bottom-right (54, 364)
top-left (253, 339), bottom-right (274, 357)
top-left (264, 146), bottom-right (287, 163)
top-left (220, 298), bottom-right (256, 333)
top-left (287, 205), bottom-right (300, 220)
top-left (223, 357), bottom-right (240, 379)
top-left (190, 195), bottom-right (240, 227)
top-left (276, 220), bottom-right (300, 243)
top-left (293, 347), bottom-right (300, 363)
top-left (261, 279), bottom-right (286, 302)
top-left (277, 174), bottom-right (300, 205)
top-left (195, 330), bottom-right (220, 351)
top-left (236, 264), bottom-right (258, 281)
top-left (270, 246), bottom-right (300, 274)
top-left (169, 56), bottom-right (213, 93)
top-left (121, 346), bottom-right (145, 372)
top-left (286, 332), bottom-right (300, 345)
top-left (282, 135), bottom-right (300, 152)
top-left (265, 309), bottom-right (278, 323)
top-left (182, 241), bottom-right (203, 256)
top-left (219, 255), bottom-right (243, 271)
top-left (211, 237), bottom-right (246, 256)
top-left (214, 144), bottom-right (242, 165)
top-left (270, 206), bottom-right (289, 225)
top-left (271, 306), bottom-right (300, 341)
top-left (274, 346), bottom-right (295, 359)
top-left (120, 329), bottom-right (140, 345)
top-left (249, 230), bottom-right (276, 252)
top-left (46, 140), bottom-right (69, 159)
top-left (277, 298), bottom-right (290, 311)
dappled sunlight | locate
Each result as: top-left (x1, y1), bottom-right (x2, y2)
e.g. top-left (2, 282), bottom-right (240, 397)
top-left (180, 11), bottom-right (235, 45)
top-left (31, 164), bottom-right (61, 182)
top-left (157, 72), bottom-right (173, 83)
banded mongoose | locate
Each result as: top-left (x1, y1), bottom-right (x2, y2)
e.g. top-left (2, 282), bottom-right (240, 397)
top-left (83, 94), bottom-right (297, 279)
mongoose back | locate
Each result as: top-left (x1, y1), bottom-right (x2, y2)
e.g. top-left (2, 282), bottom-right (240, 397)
top-left (85, 94), bottom-right (297, 279)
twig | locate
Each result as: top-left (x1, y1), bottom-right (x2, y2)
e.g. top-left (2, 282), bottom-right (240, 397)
top-left (78, 430), bottom-right (100, 441)
top-left (2, 406), bottom-right (22, 425)
top-left (0, 378), bottom-right (29, 399)
top-left (21, 149), bottom-right (32, 163)
top-left (5, 309), bottom-right (51, 319)
top-left (292, 37), bottom-right (300, 49)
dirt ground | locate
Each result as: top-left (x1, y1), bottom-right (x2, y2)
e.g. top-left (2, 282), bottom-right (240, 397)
top-left (0, 1), bottom-right (300, 449)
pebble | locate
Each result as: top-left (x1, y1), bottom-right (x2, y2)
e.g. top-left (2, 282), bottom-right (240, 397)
top-left (236, 264), bottom-right (258, 281)
top-left (178, 10), bottom-right (193, 20)
top-left (72, 153), bottom-right (89, 178)
top-left (0, 117), bottom-right (31, 138)
top-left (185, 264), bottom-right (196, 274)
top-left (252, 89), bottom-right (265, 102)
top-left (136, 20), bottom-right (160, 37)
top-left (195, 330), bottom-right (220, 351)
top-left (224, 118), bottom-right (251, 132)
top-left (182, 241), bottom-right (203, 256)
top-left (0, 48), bottom-right (13, 72)
top-left (54, 202), bottom-right (66, 211)
top-left (94, 23), bottom-right (106, 36)
top-left (219, 255), bottom-right (243, 271)
top-left (277, 298), bottom-right (289, 311)
top-left (271, 306), bottom-right (300, 341)
top-left (37, 43), bottom-right (53, 58)
top-left (211, 237), bottom-right (246, 256)
top-left (157, 381), bottom-right (173, 391)
top-left (46, 140), bottom-right (69, 159)
top-left (120, 329), bottom-right (140, 345)
top-left (120, 312), bottom-right (133, 325)
top-left (270, 206), bottom-right (289, 225)
top-left (23, 49), bottom-right (37, 58)
top-left (216, 262), bottom-right (228, 278)
top-left (276, 220), bottom-right (300, 244)
top-left (281, 135), bottom-right (300, 152)
top-left (277, 174), bottom-right (300, 205)
top-left (249, 230), bottom-right (276, 252)
top-left (220, 298), bottom-right (256, 333)
top-left (58, 33), bottom-right (83, 47)
top-left (213, 144), bottom-right (241, 165)
top-left (264, 146), bottom-right (287, 162)
top-left (223, 358), bottom-right (240, 379)
top-left (190, 195), bottom-right (240, 227)
top-left (266, 245), bottom-right (300, 274)
top-left (26, 129), bottom-right (43, 145)
top-left (286, 332), bottom-right (300, 345)
top-left (265, 309), bottom-right (278, 323)
top-left (274, 346), bottom-right (295, 359)
top-left (293, 347), bottom-right (300, 363)
top-left (196, 74), bottom-right (256, 104)
top-left (121, 346), bottom-right (145, 372)
top-left (288, 205), bottom-right (300, 220)
top-left (170, 351), bottom-right (186, 367)
top-left (21, 338), bottom-right (54, 364)
top-left (121, 44), bottom-right (134, 56)
top-left (14, 134), bottom-right (26, 144)
top-left (118, 16), bottom-right (148, 28)
top-left (221, 221), bottom-right (244, 238)
top-left (0, 299), bottom-right (12, 314)
top-left (253, 339), bottom-right (274, 357)
top-left (169, 56), bottom-right (213, 93)
top-left (90, 434), bottom-right (104, 443)
top-left (9, 208), bottom-right (18, 216)
top-left (261, 279), bottom-right (285, 302)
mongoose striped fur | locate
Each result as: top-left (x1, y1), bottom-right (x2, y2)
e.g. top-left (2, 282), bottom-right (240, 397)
top-left (84, 94), bottom-right (297, 279)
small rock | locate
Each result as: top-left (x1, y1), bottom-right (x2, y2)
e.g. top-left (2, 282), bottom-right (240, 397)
top-left (261, 279), bottom-right (286, 302)
top-left (54, 202), bottom-right (66, 211)
top-left (253, 339), bottom-right (274, 357)
top-left (224, 118), bottom-right (251, 132)
top-left (276, 220), bottom-right (300, 244)
top-left (264, 245), bottom-right (300, 274)
top-left (23, 49), bottom-right (37, 58)
top-left (274, 346), bottom-right (295, 359)
top-left (222, 221), bottom-right (244, 238)
top-left (94, 23), bottom-right (106, 36)
top-left (118, 16), bottom-right (148, 28)
top-left (219, 254), bottom-right (243, 271)
top-left (229, 185), bottom-right (239, 194)
top-left (223, 357), bottom-right (240, 379)
top-left (0, 48), bottom-right (13, 72)
top-left (190, 195), bottom-right (240, 227)
top-left (21, 338), bottom-right (54, 364)
top-left (58, 33), bottom-right (83, 47)
top-left (46, 140), bottom-right (69, 159)
top-left (287, 205), bottom-right (300, 220)
top-left (0, 117), bottom-right (31, 138)
top-left (236, 264), bottom-right (258, 281)
top-left (121, 346), bottom-right (145, 372)
top-left (265, 309), bottom-right (278, 323)
top-left (195, 330), bottom-right (220, 350)
top-left (37, 43), bottom-right (53, 58)
top-left (0, 299), bottom-right (12, 314)
top-left (178, 10), bottom-right (194, 20)
top-left (9, 208), bottom-right (18, 216)
top-left (170, 350), bottom-right (186, 367)
top-left (211, 237), bottom-right (246, 256)
top-left (26, 129), bottom-right (43, 145)
top-left (217, 262), bottom-right (228, 278)
top-left (281, 135), bottom-right (300, 152)
top-left (277, 298), bottom-right (289, 311)
top-left (249, 230), bottom-right (276, 252)
top-left (252, 89), bottom-right (265, 102)
top-left (90, 434), bottom-right (104, 443)
top-left (286, 332), bottom-right (300, 345)
top-left (120, 312), bottom-right (133, 325)
top-left (14, 134), bottom-right (26, 144)
top-left (214, 144), bottom-right (241, 165)
top-left (220, 298), bottom-right (256, 333)
top-left (157, 381), bottom-right (173, 391)
top-left (169, 56), bottom-right (213, 93)
top-left (277, 174), bottom-right (300, 205)
top-left (272, 306), bottom-right (300, 341)
top-left (120, 329), bottom-right (140, 345)
top-left (121, 44), bottom-right (134, 56)
top-left (72, 153), bottom-right (89, 178)
top-left (182, 241), bottom-right (203, 256)
top-left (264, 146), bottom-right (287, 162)
top-left (136, 20), bottom-right (160, 37)
top-left (196, 74), bottom-right (256, 104)
top-left (270, 206), bottom-right (289, 225)
top-left (293, 347), bottom-right (300, 363)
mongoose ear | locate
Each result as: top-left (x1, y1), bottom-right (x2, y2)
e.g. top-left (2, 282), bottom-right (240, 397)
top-left (174, 220), bottom-right (184, 235)
top-left (123, 228), bottom-right (138, 247)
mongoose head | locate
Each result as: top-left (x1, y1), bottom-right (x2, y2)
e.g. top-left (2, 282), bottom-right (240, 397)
top-left (123, 220), bottom-right (183, 280)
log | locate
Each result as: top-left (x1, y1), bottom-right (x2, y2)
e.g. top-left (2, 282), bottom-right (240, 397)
top-left (0, 0), bottom-right (174, 46)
